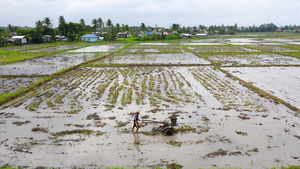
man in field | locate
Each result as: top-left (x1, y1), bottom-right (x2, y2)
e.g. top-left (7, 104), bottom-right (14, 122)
top-left (132, 110), bottom-right (140, 132)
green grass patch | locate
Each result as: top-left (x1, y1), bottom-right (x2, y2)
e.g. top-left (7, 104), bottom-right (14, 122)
top-left (51, 129), bottom-right (95, 137)
top-left (0, 76), bottom-right (52, 106)
top-left (174, 125), bottom-right (196, 132)
top-left (28, 101), bottom-right (39, 111)
top-left (278, 52), bottom-right (300, 59)
top-left (0, 51), bottom-right (51, 65)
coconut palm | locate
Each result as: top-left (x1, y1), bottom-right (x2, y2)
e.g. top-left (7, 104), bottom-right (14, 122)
top-left (58, 15), bottom-right (66, 35)
top-left (8, 24), bottom-right (17, 32)
top-left (140, 23), bottom-right (146, 34)
top-left (171, 23), bottom-right (180, 33)
top-left (116, 23), bottom-right (120, 32)
top-left (121, 25), bottom-right (130, 40)
top-left (92, 18), bottom-right (97, 32)
top-left (106, 19), bottom-right (112, 27)
top-left (97, 17), bottom-right (103, 31)
top-left (43, 17), bottom-right (53, 30)
top-left (80, 18), bottom-right (86, 32)
top-left (35, 20), bottom-right (44, 41)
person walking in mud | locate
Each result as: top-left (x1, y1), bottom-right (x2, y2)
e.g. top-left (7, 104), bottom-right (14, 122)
top-left (132, 110), bottom-right (140, 132)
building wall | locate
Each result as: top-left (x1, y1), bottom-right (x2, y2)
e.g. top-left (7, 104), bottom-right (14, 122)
top-left (21, 38), bottom-right (27, 43)
top-left (82, 37), bottom-right (98, 42)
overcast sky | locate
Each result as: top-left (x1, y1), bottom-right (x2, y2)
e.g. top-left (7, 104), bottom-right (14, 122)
top-left (1, 0), bottom-right (299, 28)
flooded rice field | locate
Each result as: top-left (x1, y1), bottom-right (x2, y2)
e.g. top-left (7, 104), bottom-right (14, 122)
top-left (137, 43), bottom-right (173, 46)
top-left (0, 77), bottom-right (38, 95)
top-left (187, 46), bottom-right (259, 52)
top-left (1, 66), bottom-right (299, 168)
top-left (0, 39), bottom-right (299, 168)
top-left (121, 45), bottom-right (185, 53)
top-left (92, 53), bottom-right (210, 65)
top-left (252, 45), bottom-right (300, 52)
top-left (0, 44), bottom-right (53, 51)
top-left (205, 54), bottom-right (300, 66)
top-left (224, 67), bottom-right (300, 109)
top-left (0, 53), bottom-right (104, 76)
top-left (68, 43), bottom-right (128, 52)
top-left (180, 42), bottom-right (226, 46)
top-left (26, 44), bottom-right (87, 52)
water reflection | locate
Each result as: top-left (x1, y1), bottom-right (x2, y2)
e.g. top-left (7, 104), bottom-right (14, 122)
top-left (133, 133), bottom-right (141, 153)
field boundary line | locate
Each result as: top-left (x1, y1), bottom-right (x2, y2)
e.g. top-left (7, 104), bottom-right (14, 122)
top-left (0, 53), bottom-right (113, 106)
top-left (219, 67), bottom-right (300, 114)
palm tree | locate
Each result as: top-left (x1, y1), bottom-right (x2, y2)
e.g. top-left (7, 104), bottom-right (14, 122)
top-left (8, 24), bottom-right (17, 32)
top-left (121, 25), bottom-right (130, 40)
top-left (124, 25), bottom-right (129, 33)
top-left (171, 23), bottom-right (180, 33)
top-left (58, 15), bottom-right (66, 35)
top-left (97, 17), bottom-right (103, 32)
top-left (92, 18), bottom-right (97, 32)
top-left (35, 20), bottom-right (44, 41)
top-left (80, 18), bottom-right (85, 32)
top-left (43, 17), bottom-right (53, 30)
top-left (140, 23), bottom-right (146, 35)
top-left (106, 19), bottom-right (112, 28)
top-left (116, 23), bottom-right (120, 32)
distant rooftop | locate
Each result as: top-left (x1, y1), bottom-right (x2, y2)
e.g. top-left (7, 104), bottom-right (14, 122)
top-left (81, 34), bottom-right (99, 38)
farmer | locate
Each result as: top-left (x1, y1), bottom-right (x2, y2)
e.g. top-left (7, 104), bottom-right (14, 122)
top-left (132, 110), bottom-right (140, 132)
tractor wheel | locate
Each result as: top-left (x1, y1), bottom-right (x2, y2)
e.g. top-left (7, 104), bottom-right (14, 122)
top-left (164, 128), bottom-right (174, 136)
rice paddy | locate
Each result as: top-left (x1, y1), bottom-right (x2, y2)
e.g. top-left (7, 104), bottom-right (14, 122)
top-left (0, 36), bottom-right (299, 168)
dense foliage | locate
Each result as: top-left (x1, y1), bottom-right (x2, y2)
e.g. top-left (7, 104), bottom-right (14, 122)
top-left (2, 15), bottom-right (300, 45)
top-left (0, 28), bottom-right (8, 47)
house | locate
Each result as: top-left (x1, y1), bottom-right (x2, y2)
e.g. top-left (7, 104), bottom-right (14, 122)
top-left (145, 31), bottom-right (160, 35)
top-left (11, 36), bottom-right (28, 44)
top-left (118, 32), bottom-right (127, 38)
top-left (55, 35), bottom-right (66, 41)
top-left (9, 32), bottom-right (17, 38)
top-left (195, 34), bottom-right (207, 38)
top-left (181, 33), bottom-right (192, 38)
top-left (42, 35), bottom-right (52, 43)
top-left (213, 30), bottom-right (219, 34)
top-left (163, 32), bottom-right (169, 36)
top-left (81, 34), bottom-right (99, 42)
top-left (99, 37), bottom-right (105, 41)
top-left (293, 29), bottom-right (300, 33)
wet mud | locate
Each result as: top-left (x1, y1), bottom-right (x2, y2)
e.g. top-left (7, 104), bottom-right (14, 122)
top-left (224, 67), bottom-right (300, 109)
top-left (0, 77), bottom-right (38, 95)
top-left (0, 53), bottom-right (104, 76)
top-left (0, 40), bottom-right (299, 168)
top-left (27, 44), bottom-right (87, 52)
top-left (92, 53), bottom-right (211, 65)
top-left (68, 43), bottom-right (128, 52)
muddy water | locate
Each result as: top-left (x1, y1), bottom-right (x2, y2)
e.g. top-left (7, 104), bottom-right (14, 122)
top-left (207, 54), bottom-right (300, 66)
top-left (224, 67), bottom-right (300, 109)
top-left (187, 46), bottom-right (259, 52)
top-left (121, 45), bottom-right (185, 53)
top-left (0, 53), bottom-right (103, 75)
top-left (0, 77), bottom-right (38, 95)
top-left (68, 43), bottom-right (127, 52)
top-left (97, 53), bottom-right (211, 65)
top-left (137, 43), bottom-right (173, 46)
top-left (0, 66), bottom-right (299, 168)
top-left (0, 44), bottom-right (49, 51)
top-left (180, 43), bottom-right (226, 46)
top-left (27, 45), bottom-right (86, 52)
top-left (180, 38), bottom-right (300, 46)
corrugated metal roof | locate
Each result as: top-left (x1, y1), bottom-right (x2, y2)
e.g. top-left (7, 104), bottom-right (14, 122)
top-left (81, 34), bottom-right (99, 38)
top-left (11, 36), bottom-right (27, 39)
top-left (145, 31), bottom-right (159, 35)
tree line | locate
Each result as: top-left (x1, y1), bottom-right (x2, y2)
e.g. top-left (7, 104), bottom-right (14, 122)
top-left (1, 15), bottom-right (300, 45)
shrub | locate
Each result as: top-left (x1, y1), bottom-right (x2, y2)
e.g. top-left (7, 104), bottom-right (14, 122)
top-left (14, 38), bottom-right (23, 46)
